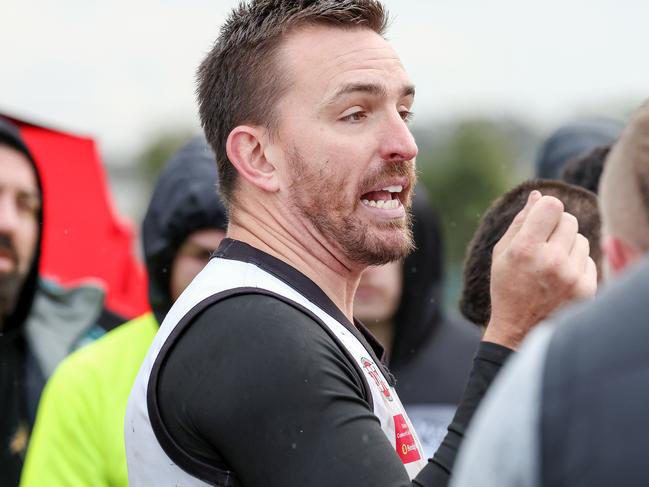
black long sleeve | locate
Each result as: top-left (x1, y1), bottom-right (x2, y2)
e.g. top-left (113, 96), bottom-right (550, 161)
top-left (157, 295), bottom-right (512, 486)
top-left (414, 342), bottom-right (514, 486)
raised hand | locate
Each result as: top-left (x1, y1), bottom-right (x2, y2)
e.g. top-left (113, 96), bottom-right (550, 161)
top-left (483, 191), bottom-right (598, 349)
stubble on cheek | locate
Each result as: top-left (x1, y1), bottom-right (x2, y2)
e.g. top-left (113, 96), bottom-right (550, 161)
top-left (288, 151), bottom-right (415, 265)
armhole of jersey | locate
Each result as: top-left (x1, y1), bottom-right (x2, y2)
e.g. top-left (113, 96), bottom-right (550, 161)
top-left (146, 287), bottom-right (374, 484)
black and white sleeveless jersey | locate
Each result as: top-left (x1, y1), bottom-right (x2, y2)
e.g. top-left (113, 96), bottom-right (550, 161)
top-left (125, 239), bottom-right (428, 486)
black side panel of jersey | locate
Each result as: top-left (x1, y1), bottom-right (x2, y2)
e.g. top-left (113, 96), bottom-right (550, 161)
top-left (541, 261), bottom-right (649, 487)
top-left (147, 288), bottom-right (373, 485)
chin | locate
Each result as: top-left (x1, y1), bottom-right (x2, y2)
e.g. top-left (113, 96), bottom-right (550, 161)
top-left (347, 232), bottom-right (413, 266)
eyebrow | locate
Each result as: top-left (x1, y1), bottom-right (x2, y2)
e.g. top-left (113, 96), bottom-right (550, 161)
top-left (325, 82), bottom-right (415, 106)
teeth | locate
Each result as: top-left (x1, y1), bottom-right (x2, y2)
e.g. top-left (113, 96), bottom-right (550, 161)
top-left (361, 199), bottom-right (401, 210)
top-left (381, 185), bottom-right (403, 193)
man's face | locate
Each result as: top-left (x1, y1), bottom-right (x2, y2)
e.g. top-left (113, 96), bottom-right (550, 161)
top-left (0, 144), bottom-right (40, 319)
top-left (270, 26), bottom-right (418, 266)
top-left (354, 261), bottom-right (403, 324)
top-left (169, 228), bottom-right (226, 302)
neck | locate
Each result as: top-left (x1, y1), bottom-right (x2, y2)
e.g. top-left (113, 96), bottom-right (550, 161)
top-left (228, 196), bottom-right (363, 322)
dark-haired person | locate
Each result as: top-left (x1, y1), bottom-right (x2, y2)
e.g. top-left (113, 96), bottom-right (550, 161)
top-left (561, 145), bottom-right (611, 194)
top-left (451, 102), bottom-right (649, 487)
top-left (1, 117), bottom-right (125, 486)
top-left (20, 137), bottom-right (227, 487)
top-left (0, 119), bottom-right (42, 486)
top-left (125, 2), bottom-right (597, 486)
top-left (460, 179), bottom-right (602, 328)
top-left (355, 187), bottom-right (480, 456)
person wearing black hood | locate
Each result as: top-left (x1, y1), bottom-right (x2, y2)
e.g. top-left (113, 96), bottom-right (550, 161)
top-left (535, 118), bottom-right (622, 180)
top-left (20, 136), bottom-right (228, 487)
top-left (354, 187), bottom-right (481, 456)
top-left (0, 118), bottom-right (43, 486)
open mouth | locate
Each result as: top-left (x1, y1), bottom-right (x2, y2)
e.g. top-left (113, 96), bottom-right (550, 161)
top-left (0, 255), bottom-right (16, 272)
top-left (360, 185), bottom-right (404, 210)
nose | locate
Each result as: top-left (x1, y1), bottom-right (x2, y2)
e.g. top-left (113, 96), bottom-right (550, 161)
top-left (378, 112), bottom-right (418, 163)
top-left (0, 194), bottom-right (20, 235)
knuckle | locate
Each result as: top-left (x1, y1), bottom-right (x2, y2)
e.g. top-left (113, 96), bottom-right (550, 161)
top-left (508, 239), bottom-right (534, 262)
top-left (545, 254), bottom-right (566, 278)
top-left (563, 212), bottom-right (578, 229)
top-left (577, 233), bottom-right (590, 252)
top-left (542, 195), bottom-right (565, 213)
top-left (544, 252), bottom-right (578, 284)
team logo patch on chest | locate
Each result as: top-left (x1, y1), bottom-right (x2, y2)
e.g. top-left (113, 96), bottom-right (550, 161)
top-left (394, 414), bottom-right (421, 464)
top-left (361, 357), bottom-right (393, 402)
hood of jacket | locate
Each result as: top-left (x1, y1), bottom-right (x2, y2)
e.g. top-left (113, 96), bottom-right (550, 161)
top-left (389, 185), bottom-right (445, 368)
top-left (0, 117), bottom-right (43, 335)
top-left (142, 136), bottom-right (228, 324)
top-left (0, 117), bottom-right (44, 483)
top-left (535, 118), bottom-right (623, 180)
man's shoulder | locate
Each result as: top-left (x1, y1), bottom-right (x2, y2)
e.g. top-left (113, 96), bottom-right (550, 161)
top-left (171, 292), bottom-right (352, 373)
top-left (193, 291), bottom-right (325, 334)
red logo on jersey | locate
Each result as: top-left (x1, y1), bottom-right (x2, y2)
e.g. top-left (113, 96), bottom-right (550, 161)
top-left (394, 414), bottom-right (421, 464)
top-left (361, 357), bottom-right (393, 402)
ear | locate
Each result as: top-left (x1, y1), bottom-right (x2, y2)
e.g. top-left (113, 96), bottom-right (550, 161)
top-left (601, 235), bottom-right (640, 276)
top-left (226, 126), bottom-right (279, 193)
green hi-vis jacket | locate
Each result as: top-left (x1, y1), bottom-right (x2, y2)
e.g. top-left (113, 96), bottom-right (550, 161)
top-left (20, 313), bottom-right (157, 487)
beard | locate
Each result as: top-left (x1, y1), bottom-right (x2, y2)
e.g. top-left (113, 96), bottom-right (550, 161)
top-left (0, 234), bottom-right (24, 321)
top-left (287, 148), bottom-right (416, 266)
top-left (0, 271), bottom-right (23, 320)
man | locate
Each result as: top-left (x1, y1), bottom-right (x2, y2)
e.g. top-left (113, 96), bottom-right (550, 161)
top-left (125, 2), bottom-right (596, 485)
top-left (450, 101), bottom-right (649, 487)
top-left (0, 117), bottom-right (128, 486)
top-left (460, 179), bottom-right (601, 327)
top-left (19, 137), bottom-right (227, 487)
top-left (0, 118), bottom-right (42, 486)
top-left (354, 187), bottom-right (480, 456)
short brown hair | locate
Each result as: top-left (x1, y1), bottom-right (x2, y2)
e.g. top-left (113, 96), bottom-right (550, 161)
top-left (197, 0), bottom-right (389, 206)
top-left (460, 179), bottom-right (601, 326)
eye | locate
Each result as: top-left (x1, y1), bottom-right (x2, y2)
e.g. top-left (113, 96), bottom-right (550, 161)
top-left (400, 110), bottom-right (414, 124)
top-left (340, 110), bottom-right (367, 123)
top-left (16, 194), bottom-right (40, 217)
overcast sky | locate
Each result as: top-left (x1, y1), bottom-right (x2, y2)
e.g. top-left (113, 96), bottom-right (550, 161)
top-left (3, 0), bottom-right (648, 159)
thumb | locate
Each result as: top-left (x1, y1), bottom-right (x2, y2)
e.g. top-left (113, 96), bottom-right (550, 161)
top-left (497, 190), bottom-right (542, 249)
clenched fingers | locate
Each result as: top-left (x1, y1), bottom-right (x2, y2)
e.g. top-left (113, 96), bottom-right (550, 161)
top-left (518, 195), bottom-right (565, 245)
top-left (569, 233), bottom-right (591, 272)
top-left (575, 256), bottom-right (598, 299)
top-left (548, 212), bottom-right (579, 251)
top-left (496, 190), bottom-right (542, 252)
